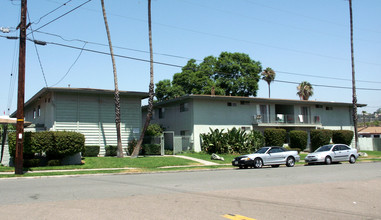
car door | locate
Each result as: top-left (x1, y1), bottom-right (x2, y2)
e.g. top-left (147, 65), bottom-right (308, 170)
top-left (267, 147), bottom-right (285, 164)
top-left (339, 145), bottom-right (351, 161)
top-left (332, 145), bottom-right (342, 162)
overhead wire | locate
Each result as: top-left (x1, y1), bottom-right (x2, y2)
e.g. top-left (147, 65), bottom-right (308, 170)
top-left (50, 42), bottom-right (87, 87)
top-left (28, 12), bottom-right (49, 87)
top-left (2, 34), bottom-right (380, 92)
top-left (31, 0), bottom-right (73, 25)
top-left (27, 0), bottom-right (92, 36)
top-left (34, 30), bottom-right (202, 61)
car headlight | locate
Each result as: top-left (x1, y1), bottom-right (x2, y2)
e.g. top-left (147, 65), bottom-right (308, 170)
top-left (240, 157), bottom-right (251, 161)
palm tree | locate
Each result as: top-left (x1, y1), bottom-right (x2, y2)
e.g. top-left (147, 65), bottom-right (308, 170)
top-left (131, 0), bottom-right (154, 158)
top-left (101, 0), bottom-right (123, 157)
top-left (349, 0), bottom-right (359, 150)
top-left (297, 81), bottom-right (314, 100)
top-left (261, 67), bottom-right (275, 98)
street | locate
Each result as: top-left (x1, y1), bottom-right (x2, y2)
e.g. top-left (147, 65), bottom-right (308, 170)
top-left (1, 162), bottom-right (380, 220)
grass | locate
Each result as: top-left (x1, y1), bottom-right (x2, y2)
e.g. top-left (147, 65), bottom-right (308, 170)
top-left (1, 150), bottom-right (381, 178)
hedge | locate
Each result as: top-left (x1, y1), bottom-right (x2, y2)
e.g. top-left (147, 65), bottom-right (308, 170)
top-left (289, 130), bottom-right (308, 151)
top-left (8, 131), bottom-right (85, 160)
top-left (45, 131), bottom-right (85, 159)
top-left (82, 145), bottom-right (100, 157)
top-left (310, 129), bottom-right (332, 152)
top-left (105, 145), bottom-right (118, 157)
top-left (264, 128), bottom-right (286, 146)
top-left (332, 130), bottom-right (354, 145)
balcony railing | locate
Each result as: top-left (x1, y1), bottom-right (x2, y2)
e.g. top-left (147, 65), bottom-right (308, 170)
top-left (253, 114), bottom-right (321, 125)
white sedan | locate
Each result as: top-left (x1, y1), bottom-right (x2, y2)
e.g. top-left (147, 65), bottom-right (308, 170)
top-left (232, 146), bottom-right (300, 169)
top-left (305, 144), bottom-right (359, 165)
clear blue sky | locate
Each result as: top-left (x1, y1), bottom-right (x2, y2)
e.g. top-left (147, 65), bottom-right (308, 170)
top-left (1, 0), bottom-right (380, 115)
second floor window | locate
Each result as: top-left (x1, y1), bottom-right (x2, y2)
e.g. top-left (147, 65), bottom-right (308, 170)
top-left (180, 103), bottom-right (189, 112)
top-left (159, 108), bottom-right (165, 119)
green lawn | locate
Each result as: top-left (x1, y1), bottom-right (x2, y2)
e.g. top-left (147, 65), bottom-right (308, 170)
top-left (1, 150), bottom-right (380, 178)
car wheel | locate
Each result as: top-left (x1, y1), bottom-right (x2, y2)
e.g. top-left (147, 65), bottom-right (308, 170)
top-left (349, 155), bottom-right (356, 164)
top-left (286, 157), bottom-right (295, 167)
top-left (325, 156), bottom-right (332, 165)
top-left (271, 165), bottom-right (280, 168)
top-left (253, 158), bottom-right (263, 169)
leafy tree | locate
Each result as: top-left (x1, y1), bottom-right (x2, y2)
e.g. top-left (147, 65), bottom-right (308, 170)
top-left (155, 52), bottom-right (262, 101)
top-left (297, 81), bottom-right (314, 100)
top-left (261, 67), bottom-right (276, 98)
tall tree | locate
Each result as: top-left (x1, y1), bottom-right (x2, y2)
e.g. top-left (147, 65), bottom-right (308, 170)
top-left (297, 81), bottom-right (314, 100)
top-left (155, 52), bottom-right (262, 101)
top-left (101, 0), bottom-right (123, 157)
top-left (261, 67), bottom-right (276, 98)
top-left (131, 0), bottom-right (155, 158)
top-left (349, 0), bottom-right (359, 150)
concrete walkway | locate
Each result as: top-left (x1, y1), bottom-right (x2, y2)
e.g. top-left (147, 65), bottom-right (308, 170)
top-left (170, 155), bottom-right (219, 165)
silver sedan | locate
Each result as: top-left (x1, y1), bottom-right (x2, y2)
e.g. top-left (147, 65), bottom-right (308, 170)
top-left (305, 144), bottom-right (359, 165)
top-left (232, 146), bottom-right (300, 169)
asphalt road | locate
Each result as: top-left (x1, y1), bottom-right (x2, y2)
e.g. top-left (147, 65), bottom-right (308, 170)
top-left (1, 162), bottom-right (381, 220)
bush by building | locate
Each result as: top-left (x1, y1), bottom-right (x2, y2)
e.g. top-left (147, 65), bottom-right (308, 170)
top-left (82, 145), bottom-right (100, 157)
top-left (263, 128), bottom-right (286, 147)
top-left (289, 130), bottom-right (308, 151)
top-left (332, 130), bottom-right (354, 145)
top-left (310, 129), bottom-right (332, 152)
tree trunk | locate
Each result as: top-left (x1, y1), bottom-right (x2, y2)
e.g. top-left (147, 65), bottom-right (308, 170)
top-left (101, 0), bottom-right (123, 157)
top-left (349, 0), bottom-right (359, 150)
top-left (131, 0), bottom-right (154, 158)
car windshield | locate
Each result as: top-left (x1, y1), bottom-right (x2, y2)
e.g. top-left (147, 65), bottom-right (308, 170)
top-left (315, 145), bottom-right (333, 152)
top-left (255, 147), bottom-right (269, 154)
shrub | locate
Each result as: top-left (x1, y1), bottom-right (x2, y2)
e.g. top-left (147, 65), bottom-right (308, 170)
top-left (45, 131), bottom-right (85, 159)
top-left (47, 159), bottom-right (61, 166)
top-left (8, 132), bottom-right (35, 159)
top-left (200, 128), bottom-right (265, 154)
top-left (264, 128), bottom-right (286, 146)
top-left (310, 129), bottom-right (332, 152)
top-left (32, 131), bottom-right (54, 155)
top-left (82, 145), bottom-right (100, 157)
top-left (332, 130), bottom-right (354, 145)
top-left (289, 130), bottom-right (308, 151)
top-left (105, 145), bottom-right (117, 157)
top-left (23, 158), bottom-right (41, 167)
top-left (146, 124), bottom-right (164, 136)
top-left (127, 139), bottom-right (138, 155)
top-left (143, 144), bottom-right (161, 155)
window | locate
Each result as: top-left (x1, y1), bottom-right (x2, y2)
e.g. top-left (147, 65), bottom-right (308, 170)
top-left (315, 105), bottom-right (323, 108)
top-left (241, 127), bottom-right (251, 131)
top-left (227, 102), bottom-right (237, 107)
top-left (159, 108), bottom-right (165, 119)
top-left (240, 101), bottom-right (250, 105)
top-left (180, 130), bottom-right (189, 136)
top-left (37, 105), bottom-right (41, 117)
top-left (180, 103), bottom-right (189, 112)
top-left (33, 108), bottom-right (36, 119)
top-left (326, 106), bottom-right (333, 110)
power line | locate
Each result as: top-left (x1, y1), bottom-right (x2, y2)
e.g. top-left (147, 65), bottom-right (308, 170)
top-left (34, 30), bottom-right (202, 61)
top-left (275, 80), bottom-right (381, 91)
top-left (2, 34), bottom-right (380, 91)
top-left (31, 0), bottom-right (73, 25)
top-left (50, 42), bottom-right (87, 87)
top-left (276, 70), bottom-right (381, 84)
top-left (27, 0), bottom-right (92, 36)
top-left (28, 12), bottom-right (48, 87)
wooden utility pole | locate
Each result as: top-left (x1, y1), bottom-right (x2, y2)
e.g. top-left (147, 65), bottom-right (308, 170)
top-left (15, 0), bottom-right (27, 174)
top-left (349, 0), bottom-right (359, 150)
